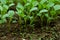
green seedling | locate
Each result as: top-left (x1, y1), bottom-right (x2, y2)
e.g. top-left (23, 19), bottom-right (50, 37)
top-left (0, 0), bottom-right (60, 34)
top-left (7, 10), bottom-right (14, 24)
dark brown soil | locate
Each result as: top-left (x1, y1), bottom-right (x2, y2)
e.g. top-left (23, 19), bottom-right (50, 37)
top-left (0, 18), bottom-right (60, 40)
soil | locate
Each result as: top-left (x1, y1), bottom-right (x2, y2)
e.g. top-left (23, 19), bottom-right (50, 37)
top-left (0, 20), bottom-right (60, 40)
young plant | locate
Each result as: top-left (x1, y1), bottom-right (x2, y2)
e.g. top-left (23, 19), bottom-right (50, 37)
top-left (7, 10), bottom-right (14, 25)
top-left (37, 9), bottom-right (48, 26)
top-left (16, 3), bottom-right (24, 25)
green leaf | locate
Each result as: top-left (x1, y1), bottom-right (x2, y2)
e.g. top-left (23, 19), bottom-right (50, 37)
top-left (40, 0), bottom-right (47, 4)
top-left (56, 0), bottom-right (60, 2)
top-left (0, 20), bottom-right (4, 24)
top-left (9, 3), bottom-right (15, 7)
top-left (3, 5), bottom-right (9, 10)
top-left (48, 17), bottom-right (53, 21)
top-left (23, 0), bottom-right (27, 3)
top-left (0, 0), bottom-right (7, 4)
top-left (48, 0), bottom-right (56, 2)
top-left (39, 9), bottom-right (48, 13)
top-left (54, 5), bottom-right (60, 10)
top-left (47, 2), bottom-right (54, 9)
top-left (24, 3), bottom-right (30, 7)
top-left (30, 7), bottom-right (38, 12)
top-left (50, 10), bottom-right (56, 16)
top-left (27, 0), bottom-right (33, 3)
top-left (37, 9), bottom-right (48, 16)
top-left (0, 6), bottom-right (3, 11)
top-left (45, 13), bottom-right (49, 17)
top-left (8, 10), bottom-right (14, 18)
top-left (32, 1), bottom-right (38, 7)
top-left (3, 5), bottom-right (9, 13)
top-left (20, 13), bottom-right (26, 18)
top-left (17, 11), bottom-right (26, 18)
top-left (37, 13), bottom-right (42, 16)
top-left (29, 16), bottom-right (33, 20)
top-left (0, 15), bottom-right (1, 18)
top-left (0, 19), bottom-right (6, 24)
top-left (16, 3), bottom-right (24, 10)
top-left (2, 14), bottom-right (9, 19)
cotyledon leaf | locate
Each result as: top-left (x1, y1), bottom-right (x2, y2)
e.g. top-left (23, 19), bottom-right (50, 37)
top-left (39, 9), bottom-right (48, 13)
top-left (54, 5), bottom-right (60, 11)
top-left (30, 7), bottom-right (38, 12)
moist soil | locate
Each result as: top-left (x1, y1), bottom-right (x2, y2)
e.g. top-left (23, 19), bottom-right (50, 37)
top-left (0, 20), bottom-right (60, 40)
